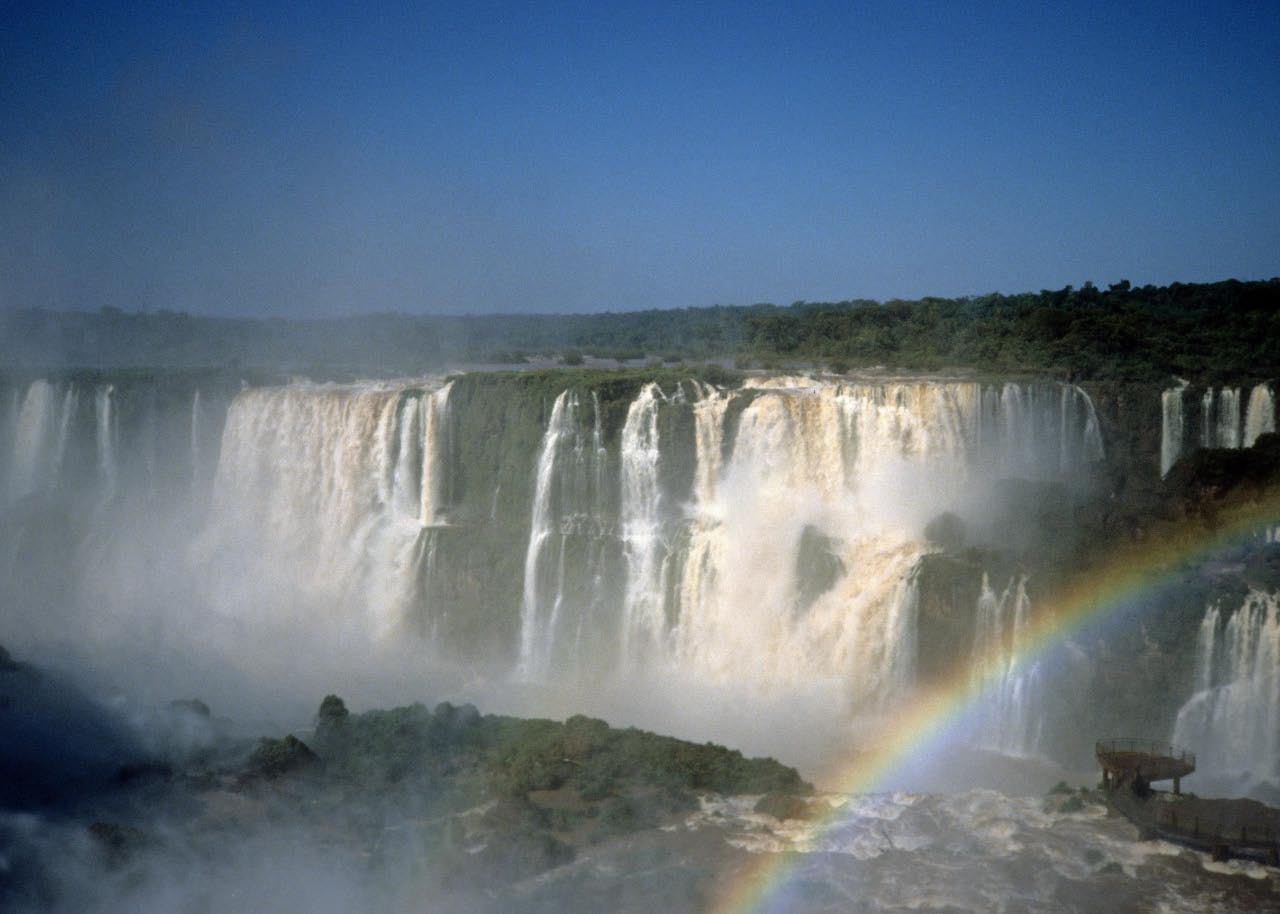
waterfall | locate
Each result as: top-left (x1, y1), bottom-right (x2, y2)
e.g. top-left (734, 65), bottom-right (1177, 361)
top-left (970, 575), bottom-right (1043, 757)
top-left (193, 373), bottom-right (1109, 706)
top-left (5, 376), bottom-right (237, 514)
top-left (1200, 388), bottom-right (1214, 449)
top-left (203, 379), bottom-right (453, 635)
top-left (1172, 591), bottom-right (1280, 783)
top-left (420, 382), bottom-right (453, 525)
top-left (1218, 387), bottom-right (1242, 449)
top-left (619, 383), bottom-right (667, 666)
top-left (95, 385), bottom-right (117, 503)
top-left (518, 391), bottom-right (584, 679)
top-left (1180, 383), bottom-right (1273, 455)
top-left (1059, 384), bottom-right (1104, 471)
top-left (1193, 605), bottom-right (1219, 693)
top-left (388, 394), bottom-right (423, 520)
top-left (0, 370), bottom-right (1118, 732)
top-left (50, 386), bottom-right (78, 492)
top-left (691, 381), bottom-right (729, 506)
top-left (518, 387), bottom-right (613, 680)
top-left (10, 380), bottom-right (57, 501)
top-left (190, 389), bottom-right (203, 490)
top-left (1200, 387), bottom-right (1243, 449)
top-left (505, 375), bottom-right (1106, 705)
top-left (1244, 383), bottom-right (1275, 447)
top-left (1160, 380), bottom-right (1188, 476)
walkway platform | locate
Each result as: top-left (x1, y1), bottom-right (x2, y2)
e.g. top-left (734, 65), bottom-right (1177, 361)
top-left (1096, 738), bottom-right (1195, 793)
top-left (1098, 737), bottom-right (1280, 865)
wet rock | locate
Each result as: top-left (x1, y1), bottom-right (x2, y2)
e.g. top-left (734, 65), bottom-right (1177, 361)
top-left (754, 792), bottom-right (818, 821)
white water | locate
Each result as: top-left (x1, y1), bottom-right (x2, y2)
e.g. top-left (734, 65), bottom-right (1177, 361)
top-left (1244, 383), bottom-right (1276, 447)
top-left (519, 390), bottom-right (578, 679)
top-left (194, 375), bottom-right (1106, 714)
top-left (516, 389), bottom-right (611, 679)
top-left (95, 385), bottom-right (117, 505)
top-left (203, 380), bottom-right (454, 637)
top-left (619, 383), bottom-right (668, 667)
top-left (588, 378), bottom-right (1097, 709)
top-left (667, 381), bottom-right (944, 705)
top-left (50, 387), bottom-right (78, 489)
top-left (1172, 590), bottom-right (1280, 783)
top-left (1201, 387), bottom-right (1242, 449)
top-left (9, 379), bottom-right (57, 501)
top-left (690, 380), bottom-right (729, 505)
top-left (1160, 380), bottom-right (1188, 476)
top-left (970, 575), bottom-right (1043, 757)
top-left (1164, 382), bottom-right (1274, 459)
top-left (7, 380), bottom-right (119, 502)
top-left (190, 389), bottom-right (204, 491)
top-left (686, 789), bottom-right (1275, 912)
top-left (0, 372), bottom-right (1100, 728)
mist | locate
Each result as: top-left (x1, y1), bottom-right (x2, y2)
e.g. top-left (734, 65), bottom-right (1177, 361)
top-left (0, 370), bottom-right (1107, 766)
top-left (3, 358), bottom-right (1279, 912)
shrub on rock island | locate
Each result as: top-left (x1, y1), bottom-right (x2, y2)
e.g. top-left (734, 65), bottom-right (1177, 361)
top-left (245, 735), bottom-right (317, 780)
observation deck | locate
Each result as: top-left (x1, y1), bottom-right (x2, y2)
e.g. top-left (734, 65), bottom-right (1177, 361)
top-left (1097, 737), bottom-right (1280, 864)
top-left (1095, 738), bottom-right (1195, 794)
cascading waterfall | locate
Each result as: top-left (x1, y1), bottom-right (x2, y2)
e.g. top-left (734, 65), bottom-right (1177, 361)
top-left (8, 379), bottom-right (121, 502)
top-left (0, 369), bottom-right (1128, 755)
top-left (970, 575), bottom-right (1043, 757)
top-left (1172, 590), bottom-right (1280, 783)
top-left (50, 387), bottom-right (79, 488)
top-left (619, 383), bottom-right (668, 667)
top-left (1219, 387), bottom-right (1243, 447)
top-left (1200, 389), bottom-right (1214, 449)
top-left (190, 389), bottom-right (203, 492)
top-left (690, 381), bottom-right (729, 507)
top-left (95, 385), bottom-right (117, 504)
top-left (640, 378), bottom-right (1098, 708)
top-left (1200, 387), bottom-right (1242, 449)
top-left (665, 381), bottom-right (939, 704)
top-left (5, 378), bottom-right (227, 509)
top-left (203, 380), bottom-right (454, 637)
top-left (519, 390), bottom-right (577, 678)
top-left (370, 382), bottom-right (454, 638)
top-left (1244, 383), bottom-right (1276, 447)
top-left (517, 390), bottom-right (611, 679)
top-left (1160, 380), bottom-right (1188, 476)
top-left (9, 379), bottom-right (57, 501)
top-left (1162, 381), bottom-right (1274, 460)
top-left (1192, 605), bottom-right (1219, 693)
top-left (420, 383), bottom-right (452, 526)
top-left (1, 374), bottom-right (241, 649)
top-left (26, 371), bottom-right (1100, 716)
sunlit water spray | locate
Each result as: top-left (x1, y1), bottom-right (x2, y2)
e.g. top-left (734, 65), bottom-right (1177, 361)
top-left (1173, 589), bottom-right (1280, 784)
top-left (0, 372), bottom-right (1111, 759)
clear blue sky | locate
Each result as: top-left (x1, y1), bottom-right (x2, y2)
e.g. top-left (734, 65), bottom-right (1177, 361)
top-left (2, 1), bottom-right (1277, 316)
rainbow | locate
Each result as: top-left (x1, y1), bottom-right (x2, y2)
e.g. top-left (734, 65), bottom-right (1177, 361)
top-left (708, 491), bottom-right (1280, 914)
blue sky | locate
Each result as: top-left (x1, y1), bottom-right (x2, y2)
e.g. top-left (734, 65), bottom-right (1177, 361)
top-left (2, 1), bottom-right (1277, 316)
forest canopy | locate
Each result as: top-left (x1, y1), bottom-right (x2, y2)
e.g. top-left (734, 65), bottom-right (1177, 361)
top-left (3, 278), bottom-right (1276, 383)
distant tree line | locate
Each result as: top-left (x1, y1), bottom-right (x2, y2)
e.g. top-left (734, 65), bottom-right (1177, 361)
top-left (741, 279), bottom-right (1280, 381)
top-left (2, 278), bottom-right (1276, 382)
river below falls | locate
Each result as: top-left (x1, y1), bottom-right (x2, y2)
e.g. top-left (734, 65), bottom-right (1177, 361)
top-left (504, 789), bottom-right (1280, 914)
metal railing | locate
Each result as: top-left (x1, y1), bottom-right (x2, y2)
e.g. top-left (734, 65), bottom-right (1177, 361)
top-left (1096, 738), bottom-right (1195, 768)
top-left (1108, 785), bottom-right (1280, 861)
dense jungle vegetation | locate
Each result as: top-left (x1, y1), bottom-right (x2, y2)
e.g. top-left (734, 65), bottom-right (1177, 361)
top-left (3, 278), bottom-right (1277, 382)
